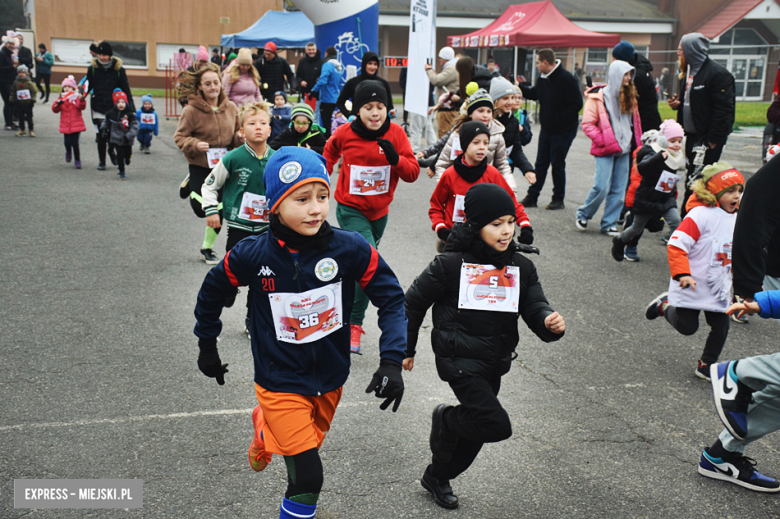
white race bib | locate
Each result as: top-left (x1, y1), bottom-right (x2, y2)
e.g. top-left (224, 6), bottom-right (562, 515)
top-left (452, 194), bottom-right (466, 223)
top-left (654, 170), bottom-right (681, 193)
top-left (16, 89), bottom-right (30, 100)
top-left (140, 113), bottom-right (156, 125)
top-left (238, 192), bottom-right (269, 223)
top-left (269, 282), bottom-right (343, 344)
top-left (710, 237), bottom-right (733, 267)
top-left (458, 263), bottom-right (520, 313)
top-left (349, 165), bottom-right (390, 196)
top-left (449, 135), bottom-right (462, 160)
top-left (206, 147), bottom-right (229, 168)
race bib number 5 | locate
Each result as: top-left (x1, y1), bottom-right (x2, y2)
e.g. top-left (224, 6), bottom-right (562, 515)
top-left (269, 282), bottom-right (343, 344)
top-left (458, 263), bottom-right (520, 313)
top-left (349, 165), bottom-right (390, 196)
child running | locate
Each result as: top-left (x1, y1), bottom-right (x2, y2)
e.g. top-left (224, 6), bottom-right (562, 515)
top-left (193, 147), bottom-right (407, 519)
top-left (490, 77), bottom-right (536, 190)
top-left (323, 79), bottom-right (420, 353)
top-left (270, 91), bottom-right (292, 142)
top-left (405, 183), bottom-right (565, 510)
top-left (645, 162), bottom-right (744, 379)
top-left (10, 64), bottom-right (37, 137)
top-left (52, 75), bottom-right (87, 169)
top-left (100, 89), bottom-right (138, 180)
top-left (135, 94), bottom-right (159, 154)
top-left (429, 120), bottom-right (532, 252)
top-left (269, 104), bottom-right (327, 154)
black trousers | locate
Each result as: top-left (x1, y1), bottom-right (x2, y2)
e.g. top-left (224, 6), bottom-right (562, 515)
top-left (93, 118), bottom-right (114, 165)
top-left (16, 105), bottom-right (33, 131)
top-left (115, 145), bottom-right (132, 172)
top-left (64, 133), bottom-right (81, 161)
top-left (35, 73), bottom-right (51, 102)
top-left (432, 372), bottom-right (512, 480)
top-left (526, 126), bottom-right (578, 202)
top-left (681, 135), bottom-right (724, 218)
top-left (0, 83), bottom-right (13, 127)
top-left (319, 102), bottom-right (336, 139)
top-left (664, 305), bottom-right (730, 365)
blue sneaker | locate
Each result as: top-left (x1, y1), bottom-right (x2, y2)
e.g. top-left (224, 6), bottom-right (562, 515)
top-left (710, 361), bottom-right (753, 440)
top-left (624, 245), bottom-right (640, 262)
top-left (699, 448), bottom-right (780, 492)
top-left (645, 292), bottom-right (668, 320)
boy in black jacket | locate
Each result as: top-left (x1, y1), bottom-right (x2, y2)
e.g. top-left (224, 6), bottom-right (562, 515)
top-left (490, 76), bottom-right (536, 190)
top-left (404, 183), bottom-right (565, 510)
top-left (100, 89), bottom-right (139, 180)
top-left (269, 104), bottom-right (327, 154)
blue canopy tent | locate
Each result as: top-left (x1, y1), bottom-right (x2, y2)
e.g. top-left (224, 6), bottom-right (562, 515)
top-left (220, 11), bottom-right (315, 48)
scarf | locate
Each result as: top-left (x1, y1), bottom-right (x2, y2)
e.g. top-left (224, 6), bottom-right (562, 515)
top-left (350, 116), bottom-right (391, 141)
top-left (453, 154), bottom-right (487, 183)
top-left (650, 143), bottom-right (686, 174)
top-left (447, 221), bottom-right (516, 269)
top-left (269, 214), bottom-right (334, 252)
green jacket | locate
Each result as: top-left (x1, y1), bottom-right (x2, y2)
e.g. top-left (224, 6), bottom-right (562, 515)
top-left (10, 76), bottom-right (38, 105)
top-left (202, 143), bottom-right (275, 233)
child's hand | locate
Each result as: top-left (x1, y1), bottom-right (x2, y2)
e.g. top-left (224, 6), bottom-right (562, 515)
top-left (524, 171), bottom-right (536, 184)
top-left (662, 151), bottom-right (668, 159)
top-left (402, 357), bottom-right (415, 371)
top-left (545, 312), bottom-right (565, 333)
top-left (678, 275), bottom-right (696, 290)
top-left (726, 300), bottom-right (762, 319)
top-left (196, 141), bottom-right (210, 152)
top-left (416, 151), bottom-right (425, 159)
top-left (426, 167), bottom-right (435, 179)
top-left (206, 214), bottom-right (221, 229)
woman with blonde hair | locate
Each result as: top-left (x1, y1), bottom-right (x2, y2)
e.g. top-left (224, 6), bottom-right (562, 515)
top-left (223, 48), bottom-right (262, 106)
top-left (174, 62), bottom-right (242, 264)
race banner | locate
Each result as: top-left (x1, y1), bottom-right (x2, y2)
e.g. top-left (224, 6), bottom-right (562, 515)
top-left (405, 0), bottom-right (436, 117)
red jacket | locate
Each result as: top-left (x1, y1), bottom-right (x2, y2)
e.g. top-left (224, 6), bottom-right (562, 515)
top-left (52, 93), bottom-right (87, 134)
top-left (429, 161), bottom-right (530, 231)
top-left (323, 122), bottom-right (420, 220)
top-left (625, 147), bottom-right (641, 208)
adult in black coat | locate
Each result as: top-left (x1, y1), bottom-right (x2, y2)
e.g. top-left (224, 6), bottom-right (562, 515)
top-left (336, 52), bottom-right (395, 118)
top-left (612, 42), bottom-right (661, 133)
top-left (0, 38), bottom-right (18, 129)
top-left (253, 42), bottom-right (295, 102)
top-left (16, 34), bottom-right (34, 73)
top-left (296, 43), bottom-right (323, 96)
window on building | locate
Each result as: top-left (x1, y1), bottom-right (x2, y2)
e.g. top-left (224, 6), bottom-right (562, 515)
top-left (110, 41), bottom-right (147, 68)
top-left (709, 27), bottom-right (768, 99)
top-left (585, 48), bottom-right (608, 84)
top-left (157, 44), bottom-right (202, 70)
top-left (51, 38), bottom-right (94, 66)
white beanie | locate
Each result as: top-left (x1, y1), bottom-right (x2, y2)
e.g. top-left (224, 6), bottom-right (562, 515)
top-left (438, 47), bottom-right (455, 61)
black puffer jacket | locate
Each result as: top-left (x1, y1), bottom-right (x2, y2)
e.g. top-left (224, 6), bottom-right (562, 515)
top-left (296, 50), bottom-right (323, 95)
top-left (405, 222), bottom-right (562, 380)
top-left (633, 145), bottom-right (681, 215)
top-left (254, 54), bottom-right (295, 99)
top-left (85, 57), bottom-right (133, 114)
top-left (0, 46), bottom-right (17, 84)
top-left (336, 52), bottom-right (395, 117)
top-left (676, 58), bottom-right (735, 145)
top-left (269, 124), bottom-right (327, 155)
top-left (497, 112), bottom-right (534, 173)
top-left (632, 53), bottom-right (661, 132)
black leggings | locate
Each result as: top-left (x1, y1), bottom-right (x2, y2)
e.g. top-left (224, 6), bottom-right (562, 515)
top-left (16, 105), bottom-right (33, 131)
top-left (188, 164), bottom-right (223, 223)
top-left (35, 74), bottom-right (51, 102)
top-left (283, 448), bottom-right (323, 502)
top-left (115, 145), bottom-right (132, 172)
top-left (93, 118), bottom-right (114, 164)
top-left (664, 305), bottom-right (730, 365)
top-left (64, 133), bottom-right (81, 161)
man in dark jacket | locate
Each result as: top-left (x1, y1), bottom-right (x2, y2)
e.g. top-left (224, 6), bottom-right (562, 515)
top-left (612, 41), bottom-right (661, 132)
top-left (519, 48), bottom-right (582, 210)
top-left (668, 32), bottom-right (736, 216)
top-left (0, 37), bottom-right (18, 130)
top-left (296, 42), bottom-right (323, 97)
top-left (15, 34), bottom-right (34, 74)
top-left (336, 52), bottom-right (395, 118)
top-left (254, 42), bottom-right (295, 102)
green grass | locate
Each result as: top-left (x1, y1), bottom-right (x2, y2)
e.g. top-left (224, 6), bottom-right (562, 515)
top-left (658, 101), bottom-right (769, 128)
top-left (49, 85), bottom-right (167, 98)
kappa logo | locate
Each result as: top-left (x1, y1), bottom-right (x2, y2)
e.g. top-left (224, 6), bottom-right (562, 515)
top-left (258, 266), bottom-right (275, 277)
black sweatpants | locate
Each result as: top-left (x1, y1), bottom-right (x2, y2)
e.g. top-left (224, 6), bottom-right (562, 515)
top-left (432, 372), bottom-right (512, 480)
top-left (93, 117), bottom-right (114, 165)
top-left (115, 145), bottom-right (132, 172)
top-left (664, 305), bottom-right (730, 365)
top-left (320, 102), bottom-right (336, 139)
top-left (16, 105), bottom-right (33, 131)
top-left (64, 133), bottom-right (81, 161)
top-left (36, 73), bottom-right (51, 103)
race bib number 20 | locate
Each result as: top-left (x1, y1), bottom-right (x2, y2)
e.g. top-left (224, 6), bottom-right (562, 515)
top-left (269, 282), bottom-right (343, 344)
top-left (458, 263), bottom-right (520, 313)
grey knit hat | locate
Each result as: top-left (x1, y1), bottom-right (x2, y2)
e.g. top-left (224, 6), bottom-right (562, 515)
top-left (489, 76), bottom-right (515, 102)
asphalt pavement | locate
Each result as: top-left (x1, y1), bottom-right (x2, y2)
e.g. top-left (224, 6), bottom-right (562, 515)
top-left (1, 99), bottom-right (778, 518)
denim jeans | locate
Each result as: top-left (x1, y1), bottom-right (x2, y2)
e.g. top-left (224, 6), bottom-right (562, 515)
top-left (577, 153), bottom-right (630, 231)
top-left (525, 126), bottom-right (577, 202)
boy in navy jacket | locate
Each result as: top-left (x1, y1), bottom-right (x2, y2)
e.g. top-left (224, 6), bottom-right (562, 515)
top-left (193, 147), bottom-right (407, 519)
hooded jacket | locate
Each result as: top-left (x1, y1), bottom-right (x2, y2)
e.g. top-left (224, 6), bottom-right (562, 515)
top-left (52, 92), bottom-right (87, 134)
top-left (676, 33), bottom-right (735, 145)
top-left (269, 124), bottom-right (327, 155)
top-left (519, 60), bottom-right (582, 135)
top-left (311, 55), bottom-right (343, 104)
top-left (296, 49), bottom-right (323, 94)
top-left (404, 222), bottom-right (561, 381)
top-left (631, 53), bottom-right (662, 132)
top-left (336, 52), bottom-right (395, 117)
top-left (85, 57), bottom-right (134, 114)
top-left (581, 82), bottom-right (642, 157)
top-left (173, 93), bottom-right (241, 169)
top-left (603, 60), bottom-right (637, 155)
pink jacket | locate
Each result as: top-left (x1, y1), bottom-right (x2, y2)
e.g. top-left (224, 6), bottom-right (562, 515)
top-left (581, 86), bottom-right (641, 157)
top-left (223, 70), bottom-right (262, 106)
top-left (51, 93), bottom-right (87, 134)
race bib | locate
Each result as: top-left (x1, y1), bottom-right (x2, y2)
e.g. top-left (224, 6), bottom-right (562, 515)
top-left (458, 263), bottom-right (520, 313)
top-left (710, 237), bottom-right (733, 267)
top-left (349, 165), bottom-right (390, 196)
top-left (449, 135), bottom-right (462, 160)
top-left (140, 113), bottom-right (156, 125)
top-left (269, 282), bottom-right (343, 344)
top-left (452, 194), bottom-right (466, 223)
top-left (16, 89), bottom-right (30, 100)
top-left (206, 147), bottom-right (228, 168)
top-left (238, 192), bottom-right (270, 223)
top-left (654, 170), bottom-right (681, 193)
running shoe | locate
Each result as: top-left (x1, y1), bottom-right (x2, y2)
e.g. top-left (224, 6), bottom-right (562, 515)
top-left (699, 448), bottom-right (779, 492)
top-left (710, 361), bottom-right (753, 440)
top-left (248, 405), bottom-right (272, 471)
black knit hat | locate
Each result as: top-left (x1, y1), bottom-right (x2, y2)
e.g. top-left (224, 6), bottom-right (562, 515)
top-left (90, 42), bottom-right (100, 54)
top-left (464, 183), bottom-right (516, 227)
top-left (459, 121), bottom-right (490, 153)
top-left (96, 41), bottom-right (113, 56)
top-left (353, 80), bottom-right (388, 112)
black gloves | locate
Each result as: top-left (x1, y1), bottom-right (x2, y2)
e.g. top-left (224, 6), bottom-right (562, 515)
top-left (365, 359), bottom-right (404, 412)
top-left (198, 340), bottom-right (229, 385)
top-left (377, 138), bottom-right (400, 166)
top-left (436, 227), bottom-right (451, 242)
top-left (518, 226), bottom-right (534, 245)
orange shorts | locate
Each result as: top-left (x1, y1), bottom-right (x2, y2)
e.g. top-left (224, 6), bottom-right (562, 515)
top-left (255, 384), bottom-right (343, 457)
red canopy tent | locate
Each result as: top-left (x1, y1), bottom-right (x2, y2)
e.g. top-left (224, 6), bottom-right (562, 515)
top-left (447, 1), bottom-right (619, 49)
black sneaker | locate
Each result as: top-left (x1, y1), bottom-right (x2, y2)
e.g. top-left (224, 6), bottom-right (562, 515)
top-left (179, 174), bottom-right (191, 199)
top-left (546, 199), bottom-right (565, 210)
top-left (611, 236), bottom-right (625, 262)
top-left (699, 446), bottom-right (780, 493)
top-left (519, 196), bottom-right (538, 208)
top-left (645, 292), bottom-right (668, 320)
top-left (710, 361), bottom-right (753, 440)
top-left (421, 465), bottom-right (459, 509)
top-left (601, 226), bottom-right (620, 237)
top-left (200, 248), bottom-right (220, 265)
top-left (695, 360), bottom-right (711, 381)
top-left (97, 162), bottom-right (106, 171)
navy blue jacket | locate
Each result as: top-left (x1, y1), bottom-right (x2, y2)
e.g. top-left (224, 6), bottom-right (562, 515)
top-left (194, 227), bottom-right (407, 395)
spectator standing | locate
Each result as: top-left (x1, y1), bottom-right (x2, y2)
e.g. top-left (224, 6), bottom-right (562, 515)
top-left (400, 66), bottom-right (436, 154)
top-left (425, 47), bottom-right (460, 138)
top-left (254, 42), bottom-right (295, 102)
top-left (336, 52), bottom-right (396, 118)
top-left (310, 46), bottom-right (341, 138)
top-left (35, 43), bottom-right (54, 104)
top-left (15, 34), bottom-right (33, 73)
top-left (1, 36), bottom-right (18, 130)
top-left (211, 48), bottom-right (222, 68)
top-left (296, 42), bottom-right (323, 98)
top-left (519, 48), bottom-right (583, 210)
top-left (223, 48), bottom-right (262, 106)
top-left (667, 33), bottom-right (735, 217)
top-left (658, 67), bottom-right (672, 98)
top-left (612, 41), bottom-right (661, 132)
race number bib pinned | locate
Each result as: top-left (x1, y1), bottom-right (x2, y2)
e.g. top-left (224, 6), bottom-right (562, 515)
top-left (654, 171), bottom-right (681, 193)
top-left (269, 282), bottom-right (343, 344)
top-left (140, 113), bottom-right (156, 125)
top-left (449, 135), bottom-right (462, 160)
top-left (16, 89), bottom-right (31, 101)
top-left (238, 192), bottom-right (270, 223)
top-left (349, 165), bottom-right (390, 196)
top-left (710, 237), bottom-right (733, 267)
top-left (458, 263), bottom-right (520, 313)
top-left (206, 148), bottom-right (228, 168)
top-left (452, 194), bottom-right (466, 223)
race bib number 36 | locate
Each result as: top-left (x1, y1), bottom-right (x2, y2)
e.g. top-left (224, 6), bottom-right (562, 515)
top-left (458, 263), bottom-right (520, 313)
top-left (269, 282), bottom-right (343, 344)
top-left (349, 165), bottom-right (390, 196)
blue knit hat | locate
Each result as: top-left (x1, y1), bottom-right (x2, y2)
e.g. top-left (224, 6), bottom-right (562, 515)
top-left (274, 90), bottom-right (287, 103)
top-left (141, 94), bottom-right (153, 105)
top-left (612, 41), bottom-right (635, 63)
top-left (264, 147), bottom-right (330, 212)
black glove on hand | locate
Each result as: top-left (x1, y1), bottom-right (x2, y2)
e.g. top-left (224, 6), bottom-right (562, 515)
top-left (365, 359), bottom-right (404, 412)
top-left (436, 227), bottom-right (451, 242)
top-left (197, 340), bottom-right (229, 385)
top-left (517, 243), bottom-right (540, 255)
top-left (518, 226), bottom-right (534, 245)
top-left (377, 138), bottom-right (400, 166)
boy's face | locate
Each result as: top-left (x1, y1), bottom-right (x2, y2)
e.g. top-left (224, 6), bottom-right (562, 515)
top-left (18, 71), bottom-right (27, 79)
top-left (471, 106), bottom-right (493, 125)
top-left (241, 111), bottom-right (271, 145)
top-left (292, 115), bottom-right (311, 134)
top-left (116, 99), bottom-right (127, 111)
top-left (464, 134), bottom-right (489, 165)
top-left (274, 95), bottom-right (285, 107)
top-left (359, 101), bottom-right (387, 131)
top-left (718, 185), bottom-right (743, 213)
top-left (143, 101), bottom-right (152, 110)
top-left (487, 62), bottom-right (496, 72)
top-left (494, 94), bottom-right (512, 113)
top-left (275, 183), bottom-right (330, 236)
top-left (479, 215), bottom-right (515, 252)
top-left (512, 94), bottom-right (522, 111)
